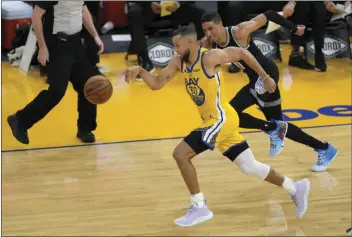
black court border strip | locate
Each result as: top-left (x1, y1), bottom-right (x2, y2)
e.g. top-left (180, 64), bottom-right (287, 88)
top-left (2, 123), bottom-right (351, 153)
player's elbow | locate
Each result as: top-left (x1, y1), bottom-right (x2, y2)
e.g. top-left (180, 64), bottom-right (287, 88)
top-left (150, 83), bottom-right (163, 91)
top-left (151, 86), bottom-right (161, 91)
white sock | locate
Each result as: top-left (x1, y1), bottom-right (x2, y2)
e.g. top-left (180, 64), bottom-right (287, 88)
top-left (191, 192), bottom-right (205, 207)
top-left (282, 177), bottom-right (296, 195)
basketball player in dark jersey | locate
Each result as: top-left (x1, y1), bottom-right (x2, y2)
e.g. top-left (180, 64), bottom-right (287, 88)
top-left (200, 11), bottom-right (337, 172)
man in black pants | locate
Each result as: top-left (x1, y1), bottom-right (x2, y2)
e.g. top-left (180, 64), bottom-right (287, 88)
top-left (127, 1), bottom-right (205, 73)
top-left (200, 11), bottom-right (338, 172)
top-left (7, 1), bottom-right (104, 144)
top-left (81, 1), bottom-right (100, 66)
top-left (290, 1), bottom-right (336, 72)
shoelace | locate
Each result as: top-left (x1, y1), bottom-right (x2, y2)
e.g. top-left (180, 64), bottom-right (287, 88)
top-left (317, 151), bottom-right (326, 166)
top-left (185, 205), bottom-right (197, 217)
top-left (268, 130), bottom-right (279, 141)
top-left (291, 195), bottom-right (299, 209)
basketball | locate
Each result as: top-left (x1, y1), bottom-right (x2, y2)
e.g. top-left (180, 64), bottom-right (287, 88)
top-left (84, 75), bottom-right (113, 104)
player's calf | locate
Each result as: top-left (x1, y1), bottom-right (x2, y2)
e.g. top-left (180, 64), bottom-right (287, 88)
top-left (224, 141), bottom-right (310, 218)
top-left (173, 140), bottom-right (213, 227)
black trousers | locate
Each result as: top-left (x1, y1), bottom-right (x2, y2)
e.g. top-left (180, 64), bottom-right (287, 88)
top-left (227, 1), bottom-right (286, 25)
top-left (291, 1), bottom-right (333, 54)
top-left (217, 1), bottom-right (230, 26)
top-left (230, 62), bottom-right (282, 123)
top-left (16, 33), bottom-right (101, 132)
top-left (81, 1), bottom-right (100, 65)
top-left (127, 3), bottom-right (205, 55)
top-left (230, 84), bottom-right (283, 122)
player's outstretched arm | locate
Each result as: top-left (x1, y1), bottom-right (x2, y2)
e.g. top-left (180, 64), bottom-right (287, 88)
top-left (123, 56), bottom-right (180, 90)
top-left (234, 10), bottom-right (304, 40)
top-left (206, 48), bottom-right (276, 93)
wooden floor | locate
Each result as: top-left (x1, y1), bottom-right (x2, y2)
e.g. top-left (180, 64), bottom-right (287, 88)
top-left (2, 126), bottom-right (351, 236)
top-left (2, 45), bottom-right (351, 235)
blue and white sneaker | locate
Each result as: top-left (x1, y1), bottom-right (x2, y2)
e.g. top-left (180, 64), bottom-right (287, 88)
top-left (266, 120), bottom-right (288, 157)
top-left (312, 144), bottom-right (338, 172)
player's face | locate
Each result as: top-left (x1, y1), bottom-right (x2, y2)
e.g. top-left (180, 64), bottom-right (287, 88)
top-left (202, 21), bottom-right (222, 42)
top-left (172, 35), bottom-right (192, 63)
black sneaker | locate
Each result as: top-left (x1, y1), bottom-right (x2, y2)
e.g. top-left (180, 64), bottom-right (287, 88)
top-left (289, 53), bottom-right (315, 70)
top-left (314, 52), bottom-right (327, 72)
top-left (77, 131), bottom-right (96, 143)
top-left (7, 114), bottom-right (29, 144)
top-left (228, 63), bottom-right (240, 73)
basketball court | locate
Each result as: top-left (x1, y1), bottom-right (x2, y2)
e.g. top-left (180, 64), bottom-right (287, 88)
top-left (2, 45), bottom-right (351, 235)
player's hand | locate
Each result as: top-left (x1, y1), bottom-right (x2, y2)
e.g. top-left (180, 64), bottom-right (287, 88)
top-left (38, 46), bottom-right (49, 66)
top-left (151, 2), bottom-right (161, 14)
top-left (263, 77), bottom-right (277, 94)
top-left (282, 2), bottom-right (295, 18)
top-left (94, 36), bottom-right (104, 54)
top-left (166, 2), bottom-right (180, 12)
top-left (294, 25), bottom-right (305, 36)
top-left (122, 66), bottom-right (142, 84)
top-left (325, 1), bottom-right (337, 13)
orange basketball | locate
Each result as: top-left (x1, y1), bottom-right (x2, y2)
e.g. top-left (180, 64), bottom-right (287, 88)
top-left (84, 75), bottom-right (113, 104)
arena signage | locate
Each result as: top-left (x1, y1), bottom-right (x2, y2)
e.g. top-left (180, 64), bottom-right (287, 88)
top-left (147, 41), bottom-right (174, 67)
top-left (251, 29), bottom-right (282, 61)
top-left (253, 38), bottom-right (277, 57)
top-left (307, 36), bottom-right (349, 58)
top-left (275, 105), bottom-right (352, 122)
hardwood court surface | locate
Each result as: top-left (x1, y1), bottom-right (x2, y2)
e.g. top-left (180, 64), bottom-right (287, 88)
top-left (2, 126), bottom-right (351, 236)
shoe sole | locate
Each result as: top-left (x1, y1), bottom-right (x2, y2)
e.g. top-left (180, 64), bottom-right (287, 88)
top-left (175, 211), bottom-right (214, 227)
top-left (76, 136), bottom-right (96, 143)
top-left (311, 150), bottom-right (338, 172)
top-left (298, 179), bottom-right (310, 218)
top-left (270, 121), bottom-right (288, 158)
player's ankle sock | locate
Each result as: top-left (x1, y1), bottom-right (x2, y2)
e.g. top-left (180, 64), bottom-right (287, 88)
top-left (286, 123), bottom-right (329, 150)
top-left (239, 113), bottom-right (277, 131)
top-left (282, 177), bottom-right (296, 195)
top-left (191, 192), bottom-right (205, 207)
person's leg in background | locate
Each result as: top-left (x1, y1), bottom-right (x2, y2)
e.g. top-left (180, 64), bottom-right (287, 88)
top-left (70, 46), bottom-right (100, 143)
top-left (82, 1), bottom-right (100, 66)
top-left (8, 39), bottom-right (76, 144)
top-left (310, 2), bottom-right (333, 72)
top-left (168, 2), bottom-right (205, 40)
top-left (127, 3), bottom-right (155, 72)
top-left (217, 1), bottom-right (229, 26)
top-left (289, 1), bottom-right (315, 70)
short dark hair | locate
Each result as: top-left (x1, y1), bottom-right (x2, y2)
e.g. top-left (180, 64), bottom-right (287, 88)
top-left (201, 11), bottom-right (222, 24)
top-left (173, 25), bottom-right (197, 37)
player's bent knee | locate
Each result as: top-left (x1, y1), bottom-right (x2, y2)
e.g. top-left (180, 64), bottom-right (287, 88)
top-left (172, 141), bottom-right (197, 162)
top-left (224, 142), bottom-right (270, 180)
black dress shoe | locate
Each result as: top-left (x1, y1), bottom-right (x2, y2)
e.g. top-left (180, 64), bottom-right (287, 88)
top-left (77, 131), bottom-right (96, 143)
top-left (289, 52), bottom-right (315, 70)
top-left (7, 114), bottom-right (29, 144)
